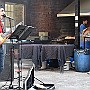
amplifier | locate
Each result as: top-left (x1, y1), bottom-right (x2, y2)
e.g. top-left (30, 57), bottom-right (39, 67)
top-left (46, 59), bottom-right (59, 68)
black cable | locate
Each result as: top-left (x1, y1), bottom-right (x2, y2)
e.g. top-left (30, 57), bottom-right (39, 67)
top-left (34, 77), bottom-right (55, 90)
top-left (34, 77), bottom-right (45, 85)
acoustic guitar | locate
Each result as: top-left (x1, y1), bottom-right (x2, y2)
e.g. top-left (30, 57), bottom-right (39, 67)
top-left (0, 33), bottom-right (11, 45)
top-left (82, 27), bottom-right (90, 35)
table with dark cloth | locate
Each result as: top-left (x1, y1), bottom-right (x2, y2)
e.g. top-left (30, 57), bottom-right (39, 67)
top-left (20, 44), bottom-right (75, 70)
top-left (20, 44), bottom-right (42, 69)
top-left (20, 44), bottom-right (33, 59)
top-left (41, 44), bottom-right (74, 71)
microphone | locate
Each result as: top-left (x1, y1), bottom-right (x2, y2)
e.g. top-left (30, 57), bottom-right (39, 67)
top-left (29, 26), bottom-right (36, 28)
top-left (2, 14), bottom-right (14, 20)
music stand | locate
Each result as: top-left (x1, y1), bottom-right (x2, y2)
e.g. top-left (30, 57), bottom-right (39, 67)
top-left (9, 25), bottom-right (27, 40)
top-left (18, 26), bottom-right (34, 41)
top-left (9, 25), bottom-right (35, 90)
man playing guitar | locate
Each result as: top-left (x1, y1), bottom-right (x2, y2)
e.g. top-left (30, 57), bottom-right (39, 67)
top-left (0, 5), bottom-right (11, 73)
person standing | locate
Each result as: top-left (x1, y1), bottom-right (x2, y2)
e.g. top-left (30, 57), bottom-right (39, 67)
top-left (0, 5), bottom-right (5, 73)
top-left (80, 18), bottom-right (88, 48)
top-left (0, 5), bottom-right (11, 73)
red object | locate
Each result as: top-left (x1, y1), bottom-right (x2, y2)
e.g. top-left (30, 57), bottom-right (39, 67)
top-left (15, 70), bottom-right (21, 73)
top-left (0, 20), bottom-right (3, 33)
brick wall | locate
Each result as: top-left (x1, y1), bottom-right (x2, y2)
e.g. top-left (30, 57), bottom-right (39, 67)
top-left (26, 0), bottom-right (74, 38)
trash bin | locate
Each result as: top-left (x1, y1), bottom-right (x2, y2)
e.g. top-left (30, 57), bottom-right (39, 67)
top-left (74, 49), bottom-right (90, 72)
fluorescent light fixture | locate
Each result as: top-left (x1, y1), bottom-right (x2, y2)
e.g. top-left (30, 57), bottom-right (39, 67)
top-left (80, 13), bottom-right (90, 16)
top-left (57, 12), bottom-right (90, 17)
top-left (57, 13), bottom-right (75, 17)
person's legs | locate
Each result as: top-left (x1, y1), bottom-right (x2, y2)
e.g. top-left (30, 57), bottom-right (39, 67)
top-left (0, 47), bottom-right (4, 73)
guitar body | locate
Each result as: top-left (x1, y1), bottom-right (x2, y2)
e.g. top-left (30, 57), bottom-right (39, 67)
top-left (0, 33), bottom-right (7, 45)
top-left (0, 33), bottom-right (11, 45)
top-left (83, 27), bottom-right (90, 35)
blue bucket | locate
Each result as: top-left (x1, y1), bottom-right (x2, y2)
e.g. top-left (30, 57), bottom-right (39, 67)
top-left (74, 49), bottom-right (90, 72)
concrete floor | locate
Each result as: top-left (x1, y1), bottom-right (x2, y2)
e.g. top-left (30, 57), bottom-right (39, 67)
top-left (0, 59), bottom-right (90, 90)
top-left (35, 70), bottom-right (90, 90)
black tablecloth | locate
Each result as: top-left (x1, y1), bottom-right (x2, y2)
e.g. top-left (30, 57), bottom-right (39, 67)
top-left (20, 44), bottom-right (75, 69)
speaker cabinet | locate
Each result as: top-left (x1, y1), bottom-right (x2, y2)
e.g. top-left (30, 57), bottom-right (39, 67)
top-left (46, 59), bottom-right (59, 68)
top-left (0, 54), bottom-right (14, 81)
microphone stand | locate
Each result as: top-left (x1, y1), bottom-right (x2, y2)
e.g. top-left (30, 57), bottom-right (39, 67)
top-left (8, 18), bottom-right (14, 89)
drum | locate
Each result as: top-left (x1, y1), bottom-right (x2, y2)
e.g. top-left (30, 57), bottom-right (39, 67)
top-left (74, 49), bottom-right (90, 72)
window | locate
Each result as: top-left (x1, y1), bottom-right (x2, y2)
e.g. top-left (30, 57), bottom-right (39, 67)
top-left (5, 3), bottom-right (24, 29)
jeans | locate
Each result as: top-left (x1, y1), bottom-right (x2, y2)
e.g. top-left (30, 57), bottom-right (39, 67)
top-left (0, 46), bottom-right (4, 73)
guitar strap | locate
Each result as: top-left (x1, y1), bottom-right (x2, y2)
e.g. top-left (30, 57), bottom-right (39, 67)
top-left (0, 20), bottom-right (3, 47)
top-left (0, 20), bottom-right (3, 33)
